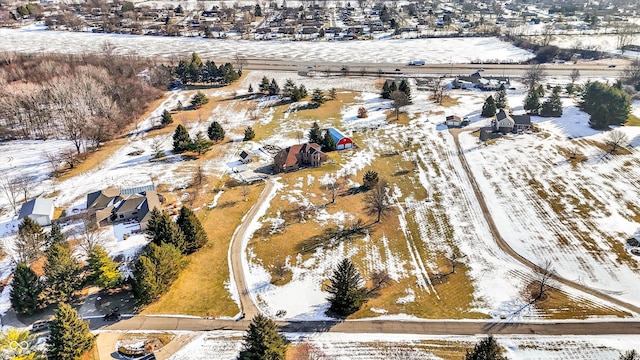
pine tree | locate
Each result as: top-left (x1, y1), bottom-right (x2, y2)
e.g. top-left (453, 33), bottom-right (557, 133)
top-left (87, 246), bottom-right (122, 289)
top-left (45, 222), bottom-right (65, 248)
top-left (269, 79), bottom-right (280, 95)
top-left (244, 126), bottom-right (255, 141)
top-left (132, 243), bottom-right (185, 305)
top-left (326, 258), bottom-right (367, 317)
top-left (495, 84), bottom-right (507, 109)
top-left (283, 79), bottom-right (296, 98)
top-left (540, 86), bottom-right (563, 117)
top-left (398, 79), bottom-right (411, 102)
top-left (16, 217), bottom-right (46, 264)
top-left (254, 3), bottom-right (262, 16)
top-left (176, 206), bottom-right (208, 254)
top-left (389, 81), bottom-right (398, 93)
top-left (207, 121), bottom-right (225, 143)
top-left (381, 81), bottom-right (391, 99)
top-left (299, 84), bottom-right (308, 98)
top-left (362, 170), bottom-right (379, 189)
top-left (172, 124), bottom-right (192, 153)
top-left (10, 262), bottom-right (44, 315)
top-left (47, 303), bottom-right (95, 360)
top-left (322, 130), bottom-right (336, 152)
top-left (308, 121), bottom-right (323, 144)
top-left (239, 314), bottom-right (288, 360)
top-left (524, 89), bottom-right (541, 114)
top-left (481, 96), bottom-right (497, 117)
top-left (464, 335), bottom-right (507, 360)
top-left (160, 109), bottom-right (173, 127)
top-left (259, 76), bottom-right (270, 93)
top-left (146, 209), bottom-right (186, 253)
top-left (190, 132), bottom-right (213, 155)
top-left (44, 243), bottom-right (83, 303)
top-left (248, 84), bottom-right (254, 93)
top-left (311, 89), bottom-right (326, 105)
top-left (190, 91), bottom-right (209, 109)
top-left (329, 88), bottom-right (337, 100)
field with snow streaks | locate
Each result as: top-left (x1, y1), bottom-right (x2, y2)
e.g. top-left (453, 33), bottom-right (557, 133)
top-left (459, 112), bottom-right (640, 310)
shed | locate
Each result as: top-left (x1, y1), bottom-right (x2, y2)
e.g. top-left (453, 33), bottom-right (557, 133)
top-left (328, 128), bottom-right (353, 150)
top-left (239, 150), bottom-right (252, 164)
top-left (18, 198), bottom-right (54, 226)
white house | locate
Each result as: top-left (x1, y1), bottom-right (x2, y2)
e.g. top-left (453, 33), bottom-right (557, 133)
top-left (18, 198), bottom-right (54, 226)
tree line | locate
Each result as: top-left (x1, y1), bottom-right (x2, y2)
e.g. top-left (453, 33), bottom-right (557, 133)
top-left (174, 52), bottom-right (241, 86)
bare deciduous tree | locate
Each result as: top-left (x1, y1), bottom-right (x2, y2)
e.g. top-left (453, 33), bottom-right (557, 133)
top-left (44, 151), bottom-right (64, 176)
top-left (0, 177), bottom-right (20, 214)
top-left (570, 69), bottom-right (581, 84)
top-left (530, 260), bottom-right (554, 303)
top-left (523, 63), bottom-right (547, 91)
top-left (78, 215), bottom-right (104, 255)
top-left (370, 269), bottom-right (392, 292)
top-left (606, 129), bottom-right (629, 154)
top-left (241, 184), bottom-right (250, 202)
top-left (430, 77), bottom-right (448, 105)
top-left (323, 177), bottom-right (342, 204)
top-left (192, 164), bottom-right (207, 194)
top-left (363, 179), bottom-right (392, 223)
top-left (389, 90), bottom-right (410, 121)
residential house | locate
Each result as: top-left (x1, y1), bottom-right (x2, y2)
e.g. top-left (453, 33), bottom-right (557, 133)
top-left (493, 109), bottom-right (531, 133)
top-left (273, 143), bottom-right (328, 173)
top-left (86, 185), bottom-right (161, 230)
top-left (328, 128), bottom-right (353, 150)
top-left (445, 115), bottom-right (470, 128)
top-left (18, 198), bottom-right (54, 226)
top-left (453, 72), bottom-right (510, 91)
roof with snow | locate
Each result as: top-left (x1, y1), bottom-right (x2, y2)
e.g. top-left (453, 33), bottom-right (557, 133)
top-left (18, 198), bottom-right (54, 219)
top-left (121, 184), bottom-right (156, 195)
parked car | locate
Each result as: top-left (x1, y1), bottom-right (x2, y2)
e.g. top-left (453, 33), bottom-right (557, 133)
top-left (608, 64), bottom-right (616, 68)
top-left (104, 307), bottom-right (121, 322)
top-left (31, 320), bottom-right (50, 332)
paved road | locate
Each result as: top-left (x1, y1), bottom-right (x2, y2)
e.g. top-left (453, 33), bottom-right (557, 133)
top-left (231, 58), bottom-right (624, 78)
top-left (97, 315), bottom-right (640, 335)
top-left (449, 128), bottom-right (640, 315)
top-left (228, 180), bottom-right (276, 319)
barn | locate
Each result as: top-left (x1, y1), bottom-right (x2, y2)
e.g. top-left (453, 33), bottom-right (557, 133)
top-left (328, 128), bottom-right (353, 150)
top-left (18, 198), bottom-right (54, 226)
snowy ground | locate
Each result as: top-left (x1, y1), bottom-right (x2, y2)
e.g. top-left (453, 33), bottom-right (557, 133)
top-left (168, 331), bottom-right (640, 360)
top-left (0, 28), bottom-right (534, 64)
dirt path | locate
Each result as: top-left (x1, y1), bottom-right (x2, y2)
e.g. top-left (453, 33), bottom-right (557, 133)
top-left (449, 128), bottom-right (640, 315)
top-left (228, 180), bottom-right (276, 320)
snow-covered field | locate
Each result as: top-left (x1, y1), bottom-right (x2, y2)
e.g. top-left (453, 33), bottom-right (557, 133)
top-left (168, 331), bottom-right (640, 360)
top-left (0, 27), bottom-right (533, 64)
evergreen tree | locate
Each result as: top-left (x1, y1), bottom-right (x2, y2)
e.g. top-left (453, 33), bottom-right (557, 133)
top-left (495, 83), bottom-right (507, 109)
top-left (524, 88), bottom-right (541, 114)
top-left (160, 109), bottom-right (173, 127)
top-left (190, 132), bottom-right (213, 155)
top-left (190, 91), bottom-right (209, 109)
top-left (207, 121), bottom-right (225, 143)
top-left (132, 243), bottom-right (185, 305)
top-left (540, 86), bottom-right (563, 117)
top-left (308, 122), bottom-right (323, 144)
top-left (173, 124), bottom-right (192, 153)
top-left (10, 262), bottom-right (44, 315)
top-left (481, 96), bottom-right (497, 117)
top-left (322, 130), bottom-right (336, 152)
top-left (254, 3), bottom-right (262, 16)
top-left (176, 206), bottom-right (208, 254)
top-left (87, 246), bottom-right (122, 289)
top-left (47, 303), bottom-right (95, 360)
top-left (620, 350), bottom-right (639, 360)
top-left (311, 89), bottom-right (326, 105)
top-left (290, 87), bottom-right (303, 102)
top-left (238, 314), bottom-right (288, 360)
top-left (381, 81), bottom-right (391, 99)
top-left (329, 88), bottom-right (337, 100)
top-left (581, 81), bottom-right (631, 129)
top-left (269, 79), bottom-right (280, 95)
top-left (464, 335), bottom-right (507, 360)
top-left (299, 85), bottom-right (308, 98)
top-left (45, 222), bottom-right (65, 248)
top-left (44, 243), bottom-right (83, 303)
top-left (259, 76), bottom-right (270, 93)
top-left (146, 208), bottom-right (186, 253)
top-left (535, 84), bottom-right (545, 97)
top-left (326, 258), bottom-right (367, 317)
top-left (248, 84), bottom-right (254, 93)
top-left (362, 170), bottom-right (379, 189)
top-left (16, 217), bottom-right (46, 264)
top-left (244, 126), bottom-right (255, 141)
top-left (389, 81), bottom-right (398, 93)
top-left (398, 79), bottom-right (411, 102)
top-left (283, 79), bottom-right (296, 98)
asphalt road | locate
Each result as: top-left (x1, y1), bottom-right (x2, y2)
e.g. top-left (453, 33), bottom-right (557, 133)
top-left (230, 58), bottom-right (624, 78)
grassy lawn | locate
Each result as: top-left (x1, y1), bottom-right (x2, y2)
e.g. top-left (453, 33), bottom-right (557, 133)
top-left (625, 114), bottom-right (640, 126)
top-left (143, 181), bottom-right (262, 316)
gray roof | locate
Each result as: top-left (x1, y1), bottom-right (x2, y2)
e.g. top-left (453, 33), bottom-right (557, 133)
top-left (120, 184), bottom-right (156, 195)
top-left (18, 198), bottom-right (54, 219)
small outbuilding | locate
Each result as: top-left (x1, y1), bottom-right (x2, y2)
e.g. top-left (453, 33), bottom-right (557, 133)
top-left (18, 198), bottom-right (54, 226)
top-left (328, 128), bottom-right (353, 150)
top-left (445, 115), bottom-right (470, 128)
top-left (239, 150), bottom-right (252, 164)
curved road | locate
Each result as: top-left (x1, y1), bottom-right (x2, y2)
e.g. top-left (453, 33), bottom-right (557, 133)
top-left (449, 128), bottom-right (640, 315)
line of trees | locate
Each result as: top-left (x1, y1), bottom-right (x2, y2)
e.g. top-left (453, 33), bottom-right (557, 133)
top-left (172, 124), bottom-right (213, 155)
top-left (174, 52), bottom-right (241, 85)
top-left (580, 81), bottom-right (631, 129)
top-left (131, 206), bottom-right (208, 305)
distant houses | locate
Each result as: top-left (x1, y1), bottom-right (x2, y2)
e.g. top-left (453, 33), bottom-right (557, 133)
top-left (18, 198), bottom-right (54, 226)
top-left (273, 143), bottom-right (328, 173)
top-left (86, 185), bottom-right (161, 230)
top-left (452, 72), bottom-right (510, 91)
